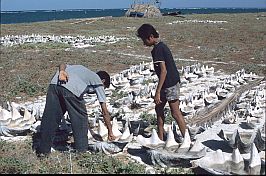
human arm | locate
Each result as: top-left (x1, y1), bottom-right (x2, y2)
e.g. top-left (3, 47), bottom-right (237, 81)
top-left (58, 63), bottom-right (69, 83)
top-left (100, 102), bottom-right (116, 141)
top-left (154, 61), bottom-right (167, 104)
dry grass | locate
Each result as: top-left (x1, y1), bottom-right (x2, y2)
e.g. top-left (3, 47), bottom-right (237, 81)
top-left (0, 137), bottom-right (194, 174)
top-left (0, 138), bottom-right (149, 174)
top-left (1, 13), bottom-right (265, 103)
top-left (0, 12), bottom-right (265, 174)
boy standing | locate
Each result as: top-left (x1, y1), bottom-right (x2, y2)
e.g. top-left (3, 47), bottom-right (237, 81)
top-left (136, 24), bottom-right (186, 140)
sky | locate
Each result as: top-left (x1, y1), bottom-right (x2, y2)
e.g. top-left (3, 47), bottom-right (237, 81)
top-left (1, 0), bottom-right (266, 11)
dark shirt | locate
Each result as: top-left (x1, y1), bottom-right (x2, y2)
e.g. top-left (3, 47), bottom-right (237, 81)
top-left (151, 41), bottom-right (180, 89)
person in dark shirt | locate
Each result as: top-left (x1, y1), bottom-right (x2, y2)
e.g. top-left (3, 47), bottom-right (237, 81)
top-left (136, 24), bottom-right (186, 140)
top-left (36, 63), bottom-right (115, 157)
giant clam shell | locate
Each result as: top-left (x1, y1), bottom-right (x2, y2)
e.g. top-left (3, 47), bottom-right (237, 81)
top-left (191, 143), bottom-right (265, 175)
top-left (145, 137), bottom-right (207, 168)
top-left (88, 119), bottom-right (108, 141)
top-left (129, 120), bottom-right (150, 136)
top-left (117, 123), bottom-right (133, 143)
top-left (177, 129), bottom-right (192, 153)
top-left (218, 129), bottom-right (265, 153)
top-left (97, 119), bottom-right (108, 139)
top-left (187, 125), bottom-right (206, 141)
top-left (111, 117), bottom-right (122, 138)
top-left (0, 107), bottom-right (12, 125)
top-left (136, 128), bottom-right (165, 149)
top-left (0, 105), bottom-right (36, 136)
top-left (88, 117), bottom-right (133, 143)
top-left (88, 141), bottom-right (128, 155)
top-left (135, 128), bottom-right (207, 167)
top-left (164, 126), bottom-right (180, 150)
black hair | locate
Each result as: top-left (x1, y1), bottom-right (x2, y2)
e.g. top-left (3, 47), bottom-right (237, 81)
top-left (96, 71), bottom-right (110, 88)
top-left (136, 23), bottom-right (159, 40)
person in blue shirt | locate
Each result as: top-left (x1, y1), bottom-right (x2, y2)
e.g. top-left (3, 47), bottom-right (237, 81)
top-left (136, 24), bottom-right (187, 140)
top-left (36, 63), bottom-right (115, 157)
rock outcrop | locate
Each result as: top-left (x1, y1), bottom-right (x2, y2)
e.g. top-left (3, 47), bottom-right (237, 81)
top-left (125, 4), bottom-right (162, 18)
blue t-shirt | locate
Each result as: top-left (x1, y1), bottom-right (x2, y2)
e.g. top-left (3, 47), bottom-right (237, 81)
top-left (151, 41), bottom-right (180, 89)
top-left (50, 65), bottom-right (106, 102)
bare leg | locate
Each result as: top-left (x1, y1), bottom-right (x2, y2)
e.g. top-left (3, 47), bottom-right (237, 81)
top-left (155, 101), bottom-right (167, 140)
top-left (169, 99), bottom-right (186, 137)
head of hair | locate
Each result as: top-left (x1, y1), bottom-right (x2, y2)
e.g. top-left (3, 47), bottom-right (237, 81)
top-left (96, 71), bottom-right (110, 88)
top-left (136, 23), bottom-right (159, 40)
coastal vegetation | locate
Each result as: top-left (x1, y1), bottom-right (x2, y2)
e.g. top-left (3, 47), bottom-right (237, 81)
top-left (1, 13), bottom-right (265, 103)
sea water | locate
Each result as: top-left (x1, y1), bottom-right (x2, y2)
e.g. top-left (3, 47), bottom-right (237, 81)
top-left (1, 8), bottom-right (266, 24)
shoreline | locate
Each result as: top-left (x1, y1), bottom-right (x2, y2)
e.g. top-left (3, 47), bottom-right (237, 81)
top-left (1, 8), bottom-right (266, 24)
top-left (1, 11), bottom-right (266, 26)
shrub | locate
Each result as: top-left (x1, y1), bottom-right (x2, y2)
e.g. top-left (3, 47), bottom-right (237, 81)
top-left (76, 152), bottom-right (145, 174)
top-left (0, 157), bottom-right (31, 174)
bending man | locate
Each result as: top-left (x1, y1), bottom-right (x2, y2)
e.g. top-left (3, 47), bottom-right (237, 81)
top-left (36, 63), bottom-right (115, 156)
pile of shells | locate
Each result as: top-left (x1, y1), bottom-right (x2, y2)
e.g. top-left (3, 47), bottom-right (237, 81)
top-left (1, 61), bottom-right (265, 175)
top-left (0, 102), bottom-right (37, 136)
top-left (168, 19), bottom-right (228, 25)
top-left (191, 143), bottom-right (265, 175)
top-left (218, 128), bottom-right (265, 153)
top-left (0, 34), bottom-right (128, 48)
top-left (135, 127), bottom-right (208, 167)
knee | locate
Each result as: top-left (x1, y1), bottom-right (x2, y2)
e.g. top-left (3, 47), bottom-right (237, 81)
top-left (171, 111), bottom-right (183, 120)
top-left (155, 108), bottom-right (165, 117)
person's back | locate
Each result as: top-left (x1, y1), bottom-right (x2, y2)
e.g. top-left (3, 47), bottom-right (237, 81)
top-left (50, 65), bottom-right (103, 98)
top-left (36, 64), bottom-right (115, 157)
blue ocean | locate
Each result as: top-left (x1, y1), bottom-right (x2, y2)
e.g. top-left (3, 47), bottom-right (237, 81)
top-left (1, 8), bottom-right (266, 24)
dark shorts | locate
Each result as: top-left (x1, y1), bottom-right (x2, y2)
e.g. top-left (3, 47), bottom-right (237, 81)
top-left (160, 82), bottom-right (180, 102)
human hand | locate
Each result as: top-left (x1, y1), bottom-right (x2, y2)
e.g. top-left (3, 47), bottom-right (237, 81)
top-left (154, 92), bottom-right (162, 105)
top-left (108, 133), bottom-right (116, 141)
top-left (59, 70), bottom-right (69, 84)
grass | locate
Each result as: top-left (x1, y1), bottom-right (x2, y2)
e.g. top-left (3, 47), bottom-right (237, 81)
top-left (0, 138), bottom-right (148, 174)
top-left (0, 137), bottom-right (194, 174)
top-left (1, 13), bottom-right (265, 103)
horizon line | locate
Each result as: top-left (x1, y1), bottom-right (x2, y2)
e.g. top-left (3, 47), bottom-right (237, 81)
top-left (1, 7), bottom-right (266, 12)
